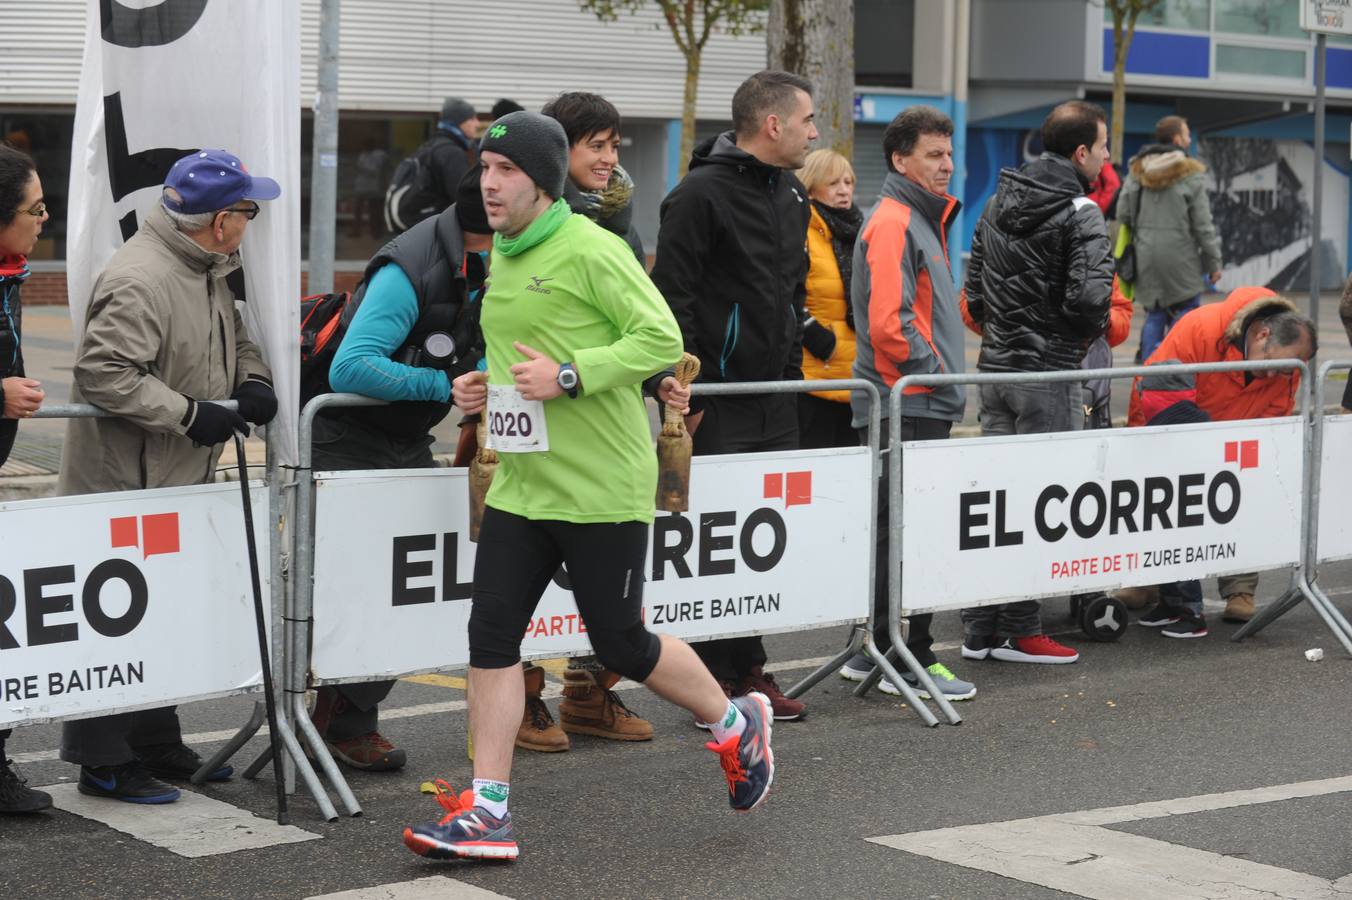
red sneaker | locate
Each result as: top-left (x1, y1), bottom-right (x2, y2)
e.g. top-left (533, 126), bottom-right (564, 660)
top-left (739, 667), bottom-right (806, 720)
top-left (989, 634), bottom-right (1079, 664)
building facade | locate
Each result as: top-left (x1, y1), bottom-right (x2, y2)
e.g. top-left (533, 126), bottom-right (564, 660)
top-left (1, 0), bottom-right (1347, 298)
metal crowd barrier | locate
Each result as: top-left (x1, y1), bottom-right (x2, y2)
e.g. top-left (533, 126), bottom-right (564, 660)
top-left (286, 383), bottom-right (885, 810)
top-left (1232, 359), bottom-right (1352, 650)
top-left (20, 402), bottom-right (341, 817)
top-left (884, 359), bottom-right (1352, 725)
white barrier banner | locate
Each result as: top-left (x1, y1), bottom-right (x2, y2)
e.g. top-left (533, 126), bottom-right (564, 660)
top-left (901, 419), bottom-right (1304, 613)
top-left (310, 449), bottom-right (871, 683)
top-left (1318, 413), bottom-right (1352, 563)
top-left (0, 483), bottom-right (270, 727)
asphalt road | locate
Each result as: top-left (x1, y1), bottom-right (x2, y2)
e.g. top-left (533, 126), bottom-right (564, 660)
top-left (3, 564), bottom-right (1352, 899)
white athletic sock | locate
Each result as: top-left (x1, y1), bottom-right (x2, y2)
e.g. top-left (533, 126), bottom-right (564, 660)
top-left (472, 778), bottom-right (510, 818)
top-left (707, 701), bottom-right (746, 744)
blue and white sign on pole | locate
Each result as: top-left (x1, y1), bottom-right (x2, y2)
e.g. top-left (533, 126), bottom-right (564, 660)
top-left (1303, 1), bottom-right (1352, 35)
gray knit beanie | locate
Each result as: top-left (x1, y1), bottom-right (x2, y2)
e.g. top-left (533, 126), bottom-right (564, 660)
top-left (479, 111), bottom-right (569, 199)
top-left (439, 97), bottom-right (477, 130)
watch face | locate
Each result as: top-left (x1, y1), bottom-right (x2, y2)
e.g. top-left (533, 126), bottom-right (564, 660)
top-left (559, 367), bottom-right (578, 389)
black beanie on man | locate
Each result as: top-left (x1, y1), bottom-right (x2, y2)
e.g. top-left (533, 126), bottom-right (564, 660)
top-left (478, 111), bottom-right (569, 199)
top-left (453, 167), bottom-right (491, 235)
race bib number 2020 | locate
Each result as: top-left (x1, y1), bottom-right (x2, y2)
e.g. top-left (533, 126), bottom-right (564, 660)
top-left (486, 384), bottom-right (549, 452)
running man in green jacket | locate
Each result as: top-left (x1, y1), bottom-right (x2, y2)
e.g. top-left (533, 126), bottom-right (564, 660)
top-left (401, 112), bottom-right (776, 863)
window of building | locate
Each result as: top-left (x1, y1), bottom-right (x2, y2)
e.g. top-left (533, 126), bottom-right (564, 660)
top-left (1104, 0), bottom-right (1211, 32)
top-left (301, 111), bottom-right (446, 262)
top-left (1214, 0), bottom-right (1303, 39)
top-left (855, 0), bottom-right (913, 88)
top-left (0, 111), bottom-right (74, 261)
top-left (1215, 42), bottom-right (1306, 78)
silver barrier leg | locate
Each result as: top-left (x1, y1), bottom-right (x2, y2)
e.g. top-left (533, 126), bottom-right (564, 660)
top-left (191, 702), bottom-right (265, 785)
top-left (853, 643), bottom-right (938, 727)
top-left (785, 625), bottom-right (866, 699)
top-left (272, 708), bottom-right (339, 823)
top-left (292, 693), bottom-right (363, 817)
top-left (1301, 581), bottom-right (1352, 656)
top-left (1230, 583), bottom-right (1302, 642)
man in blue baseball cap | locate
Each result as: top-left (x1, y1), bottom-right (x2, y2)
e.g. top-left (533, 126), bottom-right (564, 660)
top-left (56, 149), bottom-right (280, 804)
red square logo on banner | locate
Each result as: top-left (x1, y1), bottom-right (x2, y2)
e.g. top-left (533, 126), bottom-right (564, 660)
top-left (763, 472), bottom-right (783, 500)
top-left (1224, 441), bottom-right (1238, 463)
top-left (141, 513), bottom-right (180, 558)
top-left (785, 471), bottom-right (812, 507)
top-left (110, 516), bottom-right (138, 549)
top-left (1240, 440), bottom-right (1259, 470)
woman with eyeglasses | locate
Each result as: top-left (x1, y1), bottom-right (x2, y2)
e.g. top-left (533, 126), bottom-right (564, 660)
top-left (0, 141), bottom-right (50, 814)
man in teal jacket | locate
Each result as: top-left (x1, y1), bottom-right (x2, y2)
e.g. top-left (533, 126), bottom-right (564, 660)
top-left (401, 112), bottom-right (777, 863)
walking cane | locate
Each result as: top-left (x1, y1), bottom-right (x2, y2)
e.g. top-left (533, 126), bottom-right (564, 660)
top-left (233, 430), bottom-right (289, 825)
top-left (656, 353), bottom-right (700, 512)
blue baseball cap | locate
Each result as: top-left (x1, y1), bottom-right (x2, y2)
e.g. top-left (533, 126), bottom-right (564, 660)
top-left (162, 149), bottom-right (281, 215)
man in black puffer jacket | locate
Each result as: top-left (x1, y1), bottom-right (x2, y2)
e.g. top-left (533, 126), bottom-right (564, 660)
top-left (651, 70), bottom-right (818, 723)
top-left (959, 99), bottom-right (1113, 666)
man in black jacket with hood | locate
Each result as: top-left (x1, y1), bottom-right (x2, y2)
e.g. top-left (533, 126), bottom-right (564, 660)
top-left (959, 99), bottom-right (1113, 666)
top-left (650, 69), bottom-right (817, 722)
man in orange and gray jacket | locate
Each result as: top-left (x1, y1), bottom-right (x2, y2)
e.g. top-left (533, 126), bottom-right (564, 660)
top-left (841, 105), bottom-right (977, 702)
top-left (1128, 286), bottom-right (1316, 626)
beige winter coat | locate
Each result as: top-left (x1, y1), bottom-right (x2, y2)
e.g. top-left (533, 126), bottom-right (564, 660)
top-left (59, 204), bottom-right (270, 496)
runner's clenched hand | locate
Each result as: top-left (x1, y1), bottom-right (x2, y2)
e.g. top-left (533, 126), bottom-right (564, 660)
top-left (453, 370), bottom-right (488, 414)
top-left (510, 342), bottom-right (564, 401)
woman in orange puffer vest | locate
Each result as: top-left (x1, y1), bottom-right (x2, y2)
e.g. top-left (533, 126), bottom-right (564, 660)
top-left (796, 149), bottom-right (864, 448)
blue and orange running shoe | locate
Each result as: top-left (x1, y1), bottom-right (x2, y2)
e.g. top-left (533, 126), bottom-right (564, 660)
top-left (706, 691), bottom-right (775, 812)
top-left (402, 779), bottom-right (519, 861)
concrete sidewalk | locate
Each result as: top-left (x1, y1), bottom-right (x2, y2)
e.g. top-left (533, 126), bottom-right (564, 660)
top-left (3, 290), bottom-right (1347, 498)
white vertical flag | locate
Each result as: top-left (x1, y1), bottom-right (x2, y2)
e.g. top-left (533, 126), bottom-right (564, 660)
top-left (67, 0), bottom-right (301, 464)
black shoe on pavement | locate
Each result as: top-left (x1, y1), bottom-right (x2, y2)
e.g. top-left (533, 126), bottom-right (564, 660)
top-left (1162, 615), bottom-right (1209, 639)
top-left (79, 762), bottom-right (181, 804)
top-left (1138, 603), bottom-right (1184, 628)
top-left (0, 758), bottom-right (52, 813)
top-left (961, 633), bottom-right (998, 660)
top-left (136, 742), bottom-right (232, 782)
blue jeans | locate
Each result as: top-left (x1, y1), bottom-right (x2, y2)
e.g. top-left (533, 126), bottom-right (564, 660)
top-left (1140, 296), bottom-right (1200, 362)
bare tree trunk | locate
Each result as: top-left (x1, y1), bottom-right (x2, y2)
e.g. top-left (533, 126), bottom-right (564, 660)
top-left (767, 0), bottom-right (854, 159)
top-left (1111, 11), bottom-right (1128, 164)
top-left (679, 46), bottom-right (701, 178)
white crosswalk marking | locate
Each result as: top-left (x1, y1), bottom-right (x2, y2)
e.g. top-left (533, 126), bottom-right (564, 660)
top-left (46, 783), bottom-right (320, 858)
top-left (869, 775), bottom-right (1352, 899)
top-left (305, 876), bottom-right (512, 899)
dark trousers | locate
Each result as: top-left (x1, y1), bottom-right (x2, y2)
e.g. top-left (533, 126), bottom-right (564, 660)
top-left (797, 394), bottom-right (857, 450)
top-left (61, 707), bottom-right (183, 767)
top-left (690, 394), bottom-right (799, 683)
top-left (310, 414), bottom-right (436, 738)
top-left (866, 418), bottom-right (950, 667)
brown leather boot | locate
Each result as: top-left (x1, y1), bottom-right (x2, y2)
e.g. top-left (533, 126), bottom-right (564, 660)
top-left (559, 669), bottom-right (654, 741)
top-left (516, 664), bottom-right (569, 752)
top-left (1223, 592), bottom-right (1256, 623)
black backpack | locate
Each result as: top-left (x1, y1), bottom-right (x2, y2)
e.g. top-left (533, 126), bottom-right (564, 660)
top-left (299, 291), bottom-right (355, 408)
top-left (384, 135), bottom-right (471, 234)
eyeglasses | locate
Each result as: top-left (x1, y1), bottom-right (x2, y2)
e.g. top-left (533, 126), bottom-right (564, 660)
top-left (17, 202), bottom-right (46, 218)
top-left (224, 202), bottom-right (260, 221)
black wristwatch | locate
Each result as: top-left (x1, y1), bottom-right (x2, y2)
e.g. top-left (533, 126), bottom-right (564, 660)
top-left (557, 362), bottom-right (580, 399)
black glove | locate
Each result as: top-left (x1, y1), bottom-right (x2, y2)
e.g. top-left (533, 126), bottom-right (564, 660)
top-left (184, 398), bottom-right (249, 445)
top-left (802, 318), bottom-right (837, 361)
top-left (231, 378), bottom-right (278, 425)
